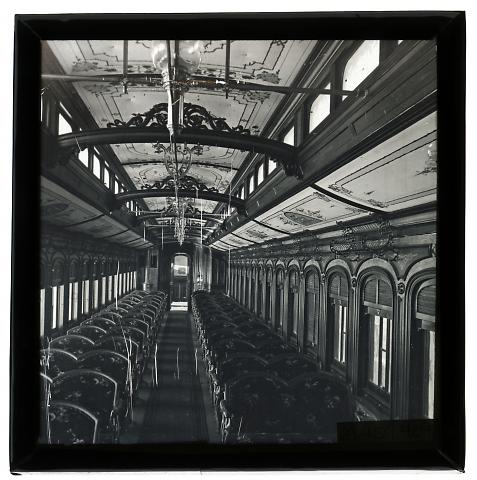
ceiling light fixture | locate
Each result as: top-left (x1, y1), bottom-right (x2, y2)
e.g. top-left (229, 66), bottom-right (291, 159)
top-left (151, 40), bottom-right (203, 137)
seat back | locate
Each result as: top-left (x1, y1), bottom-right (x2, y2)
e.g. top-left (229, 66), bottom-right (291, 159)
top-left (46, 401), bottom-right (98, 444)
top-left (49, 335), bottom-right (94, 357)
top-left (255, 341), bottom-right (295, 360)
top-left (268, 354), bottom-right (318, 381)
top-left (120, 317), bottom-right (150, 339)
top-left (225, 373), bottom-right (290, 433)
top-left (77, 349), bottom-right (130, 389)
top-left (51, 369), bottom-right (118, 426)
top-left (288, 372), bottom-right (354, 435)
top-left (40, 348), bottom-right (77, 378)
top-left (108, 325), bottom-right (145, 350)
top-left (220, 354), bottom-right (269, 383)
top-left (212, 338), bottom-right (256, 362)
top-left (81, 317), bottom-right (117, 331)
top-left (67, 325), bottom-right (107, 343)
top-left (95, 335), bottom-right (140, 363)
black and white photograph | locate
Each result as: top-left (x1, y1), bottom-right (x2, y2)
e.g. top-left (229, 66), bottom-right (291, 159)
top-left (8, 10), bottom-right (466, 473)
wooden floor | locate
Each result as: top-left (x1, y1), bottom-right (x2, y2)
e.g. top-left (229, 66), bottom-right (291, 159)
top-left (120, 311), bottom-right (220, 443)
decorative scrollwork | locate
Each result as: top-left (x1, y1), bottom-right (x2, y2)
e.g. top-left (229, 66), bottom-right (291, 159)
top-left (140, 175), bottom-right (219, 193)
top-left (330, 218), bottom-right (396, 260)
top-left (107, 102), bottom-right (251, 135)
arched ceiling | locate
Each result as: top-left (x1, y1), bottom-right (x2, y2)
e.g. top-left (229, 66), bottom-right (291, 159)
top-left (43, 40), bottom-right (437, 250)
top-left (46, 39), bottom-right (317, 230)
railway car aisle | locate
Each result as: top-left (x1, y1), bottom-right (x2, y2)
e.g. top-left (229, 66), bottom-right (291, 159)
top-left (120, 310), bottom-right (220, 443)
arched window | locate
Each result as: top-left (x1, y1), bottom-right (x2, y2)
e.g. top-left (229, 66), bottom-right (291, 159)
top-left (304, 269), bottom-right (320, 353)
top-left (275, 268), bottom-right (285, 333)
top-left (288, 268), bottom-right (300, 342)
top-left (342, 40), bottom-right (380, 98)
top-left (265, 267), bottom-right (273, 323)
top-left (410, 279), bottom-right (436, 419)
top-left (360, 275), bottom-right (394, 399)
top-left (327, 272), bottom-right (349, 369)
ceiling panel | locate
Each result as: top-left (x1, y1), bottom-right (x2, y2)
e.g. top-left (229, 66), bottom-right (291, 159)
top-left (220, 233), bottom-right (255, 248)
top-left (234, 220), bottom-right (288, 243)
top-left (255, 187), bottom-right (369, 235)
top-left (317, 112), bottom-right (437, 212)
top-left (213, 239), bottom-right (237, 250)
top-left (41, 177), bottom-right (154, 247)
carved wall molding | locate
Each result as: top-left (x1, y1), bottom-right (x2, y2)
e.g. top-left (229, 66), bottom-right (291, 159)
top-left (330, 218), bottom-right (397, 261)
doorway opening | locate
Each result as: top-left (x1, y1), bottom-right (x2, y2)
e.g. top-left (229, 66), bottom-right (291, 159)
top-left (170, 253), bottom-right (190, 311)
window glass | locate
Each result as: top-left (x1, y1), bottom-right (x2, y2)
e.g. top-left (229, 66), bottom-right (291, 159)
top-left (58, 112), bottom-right (72, 135)
top-left (369, 315), bottom-right (392, 392)
top-left (342, 40), bottom-right (380, 97)
top-left (108, 275), bottom-right (113, 301)
top-left (51, 286), bottom-right (57, 329)
top-left (239, 185), bottom-right (245, 199)
top-left (257, 162), bottom-right (264, 185)
top-left (40, 288), bottom-right (45, 337)
top-left (78, 148), bottom-right (89, 168)
top-left (309, 82), bottom-right (331, 132)
top-left (428, 331), bottom-right (435, 418)
top-left (93, 279), bottom-right (99, 310)
top-left (82, 280), bottom-right (90, 315)
top-left (268, 158), bottom-right (276, 174)
top-left (103, 167), bottom-right (110, 189)
top-left (114, 180), bottom-right (120, 194)
top-left (40, 94), bottom-right (45, 123)
top-left (101, 277), bottom-right (107, 305)
top-left (248, 174), bottom-right (255, 194)
top-left (57, 285), bottom-right (64, 329)
top-left (283, 126), bottom-right (295, 146)
top-left (93, 154), bottom-right (101, 179)
top-left (67, 283), bottom-right (72, 322)
top-left (71, 282), bottom-right (78, 321)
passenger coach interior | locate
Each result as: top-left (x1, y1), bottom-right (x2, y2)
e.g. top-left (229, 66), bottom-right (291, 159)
top-left (39, 39), bottom-right (437, 444)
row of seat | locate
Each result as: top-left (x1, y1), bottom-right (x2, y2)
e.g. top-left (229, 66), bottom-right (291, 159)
top-left (40, 290), bottom-right (168, 444)
top-left (192, 291), bottom-right (355, 444)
